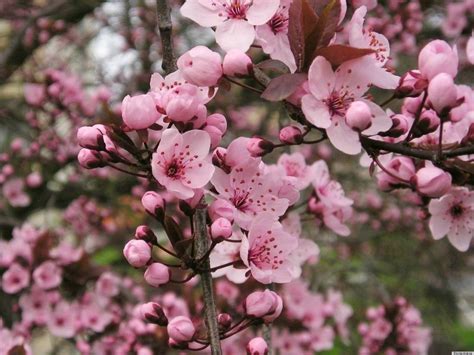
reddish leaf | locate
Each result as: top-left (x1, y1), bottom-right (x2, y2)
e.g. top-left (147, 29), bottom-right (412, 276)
top-left (315, 45), bottom-right (375, 66)
top-left (304, 0), bottom-right (341, 69)
top-left (288, 0), bottom-right (319, 71)
top-left (256, 59), bottom-right (291, 74)
top-left (261, 73), bottom-right (307, 102)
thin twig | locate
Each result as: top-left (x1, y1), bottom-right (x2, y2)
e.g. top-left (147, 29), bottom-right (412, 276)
top-left (155, 0), bottom-right (177, 74)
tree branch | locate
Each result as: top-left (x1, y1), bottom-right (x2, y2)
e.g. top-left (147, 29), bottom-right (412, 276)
top-left (155, 0), bottom-right (177, 75)
top-left (193, 205), bottom-right (222, 355)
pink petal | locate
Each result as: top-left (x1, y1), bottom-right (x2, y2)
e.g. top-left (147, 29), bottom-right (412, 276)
top-left (215, 20), bottom-right (255, 52)
top-left (326, 118), bottom-right (362, 155)
top-left (429, 214), bottom-right (451, 240)
top-left (181, 130), bottom-right (211, 160)
top-left (183, 162), bottom-right (215, 188)
top-left (180, 0), bottom-right (223, 27)
top-left (301, 95), bottom-right (331, 128)
top-left (246, 0), bottom-right (280, 25)
top-left (308, 56), bottom-right (335, 99)
top-left (447, 224), bottom-right (472, 251)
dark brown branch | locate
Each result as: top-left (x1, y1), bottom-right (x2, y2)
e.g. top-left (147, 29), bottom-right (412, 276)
top-left (155, 0), bottom-right (177, 75)
top-left (193, 205), bottom-right (222, 355)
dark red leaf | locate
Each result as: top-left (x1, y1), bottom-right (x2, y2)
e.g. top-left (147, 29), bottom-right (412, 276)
top-left (256, 59), bottom-right (291, 74)
top-left (261, 73), bottom-right (307, 102)
top-left (315, 45), bottom-right (375, 66)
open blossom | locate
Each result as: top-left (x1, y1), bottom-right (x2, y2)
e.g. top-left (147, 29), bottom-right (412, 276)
top-left (210, 232), bottom-right (249, 283)
top-left (428, 187), bottom-right (474, 251)
top-left (240, 213), bottom-right (297, 283)
top-left (211, 160), bottom-right (289, 229)
top-left (180, 0), bottom-right (279, 52)
top-left (47, 301), bottom-right (78, 338)
top-left (3, 178), bottom-right (31, 207)
top-left (274, 152), bottom-right (312, 190)
top-left (255, 0), bottom-right (296, 72)
top-left (301, 56), bottom-right (392, 155)
top-left (151, 128), bottom-right (214, 199)
top-left (33, 261), bottom-right (62, 289)
top-left (2, 263), bottom-right (30, 294)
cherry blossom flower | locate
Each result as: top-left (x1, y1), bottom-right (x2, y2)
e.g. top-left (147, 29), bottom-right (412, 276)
top-left (151, 128), bottom-right (215, 199)
top-left (255, 0), bottom-right (296, 72)
top-left (180, 0), bottom-right (280, 52)
top-left (211, 161), bottom-right (289, 229)
top-left (32, 261), bottom-right (62, 290)
top-left (2, 263), bottom-right (30, 294)
top-left (46, 301), bottom-right (78, 338)
top-left (274, 152), bottom-right (312, 190)
top-left (210, 233), bottom-right (248, 283)
top-left (301, 56), bottom-right (392, 154)
top-left (428, 187), bottom-right (474, 251)
top-left (2, 178), bottom-right (31, 207)
top-left (240, 213), bottom-right (297, 283)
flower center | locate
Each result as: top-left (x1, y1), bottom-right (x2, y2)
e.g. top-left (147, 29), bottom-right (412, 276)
top-left (325, 91), bottom-right (352, 117)
top-left (450, 204), bottom-right (464, 218)
top-left (269, 11), bottom-right (288, 34)
top-left (224, 0), bottom-right (249, 19)
top-left (166, 161), bottom-right (182, 179)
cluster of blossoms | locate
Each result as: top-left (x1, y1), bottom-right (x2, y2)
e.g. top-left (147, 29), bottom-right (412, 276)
top-left (358, 297), bottom-right (431, 355)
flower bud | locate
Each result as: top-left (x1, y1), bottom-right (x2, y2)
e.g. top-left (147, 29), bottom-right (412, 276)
top-left (140, 302), bottom-right (168, 326)
top-left (203, 125), bottom-right (223, 149)
top-left (394, 70), bottom-right (427, 98)
top-left (428, 73), bottom-right (458, 116)
top-left (177, 46), bottom-right (223, 87)
top-left (77, 148), bottom-right (105, 169)
top-left (206, 113), bottom-right (227, 134)
top-left (167, 316), bottom-right (195, 343)
top-left (279, 126), bottom-right (303, 145)
top-left (24, 84), bottom-right (46, 106)
top-left (246, 337), bottom-right (268, 355)
top-left (217, 313), bottom-right (232, 330)
top-left (413, 165), bottom-right (452, 198)
top-left (209, 199), bottom-right (234, 222)
top-left (168, 338), bottom-right (188, 350)
top-left (144, 263), bottom-right (170, 287)
top-left (345, 101), bottom-right (372, 131)
top-left (212, 147), bottom-right (228, 170)
top-left (376, 157), bottom-right (415, 191)
top-left (122, 94), bottom-right (161, 130)
top-left (414, 109), bottom-right (440, 136)
top-left (135, 225), bottom-right (156, 244)
top-left (141, 191), bottom-right (165, 219)
top-left (223, 49), bottom-right (253, 77)
top-left (247, 137), bottom-right (274, 157)
top-left (380, 114), bottom-right (410, 138)
top-left (123, 239), bottom-right (151, 267)
top-left (418, 40), bottom-right (458, 80)
top-left (210, 218), bottom-right (233, 242)
top-left (244, 290), bottom-right (283, 322)
top-left (159, 84), bottom-right (201, 122)
top-left (77, 125), bottom-right (106, 150)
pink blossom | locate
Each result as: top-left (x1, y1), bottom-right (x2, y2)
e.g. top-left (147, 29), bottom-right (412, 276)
top-left (167, 316), bottom-right (195, 342)
top-left (121, 93), bottom-right (161, 130)
top-left (2, 263), bottom-right (30, 294)
top-left (211, 161), bottom-right (289, 229)
top-left (177, 46), bottom-right (223, 87)
top-left (33, 261), bottom-right (62, 289)
top-left (301, 56), bottom-right (391, 154)
top-left (467, 34), bottom-right (474, 65)
top-left (80, 303), bottom-right (113, 332)
top-left (428, 187), bottom-right (474, 251)
top-left (96, 272), bottom-right (120, 297)
top-left (151, 128), bottom-right (214, 199)
top-left (180, 0), bottom-right (279, 52)
top-left (47, 301), bottom-right (78, 338)
top-left (24, 83), bottom-right (46, 106)
top-left (210, 232), bottom-right (248, 283)
top-left (255, 0), bottom-right (296, 72)
top-left (246, 337), bottom-right (268, 355)
top-left (240, 213), bottom-right (297, 283)
top-left (418, 40), bottom-right (458, 80)
top-left (3, 178), bottom-right (31, 207)
top-left (223, 49), bottom-right (253, 77)
top-left (275, 152), bottom-right (312, 190)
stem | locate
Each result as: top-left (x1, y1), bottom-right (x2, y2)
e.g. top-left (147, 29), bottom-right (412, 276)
top-left (224, 76), bottom-right (263, 94)
top-left (405, 91), bottom-right (427, 142)
top-left (262, 284), bottom-right (274, 354)
top-left (193, 205), bottom-right (222, 355)
top-left (155, 0), bottom-right (177, 74)
top-left (106, 163), bottom-right (148, 178)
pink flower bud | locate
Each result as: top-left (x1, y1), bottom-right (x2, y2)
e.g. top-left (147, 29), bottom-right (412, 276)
top-left (206, 113), bottom-right (227, 134)
top-left (346, 101), bottom-right (372, 131)
top-left (203, 124), bottom-right (223, 149)
top-left (77, 148), bottom-right (105, 169)
top-left (223, 49), bottom-right (252, 77)
top-left (380, 114), bottom-right (410, 138)
top-left (246, 337), bottom-right (268, 355)
top-left (177, 46), bottom-right (223, 87)
top-left (144, 263), bottom-right (170, 287)
top-left (159, 84), bottom-right (201, 122)
top-left (245, 290), bottom-right (283, 322)
top-left (247, 137), bottom-right (274, 157)
top-left (394, 70), bottom-right (427, 98)
top-left (414, 165), bottom-right (452, 198)
top-left (141, 191), bottom-right (165, 219)
top-left (140, 302), bottom-right (168, 326)
top-left (123, 240), bottom-right (151, 267)
top-left (415, 109), bottom-right (440, 136)
top-left (135, 225), bottom-right (156, 244)
top-left (167, 316), bottom-right (195, 343)
top-left (122, 94), bottom-right (160, 130)
top-left (209, 199), bottom-right (234, 222)
top-left (26, 171), bottom-right (42, 188)
top-left (77, 125), bottom-right (106, 150)
top-left (427, 73), bottom-right (458, 115)
top-left (418, 40), bottom-right (458, 80)
top-left (217, 313), bottom-right (232, 330)
top-left (279, 125), bottom-right (303, 144)
top-left (210, 217), bottom-right (232, 242)
top-left (376, 157), bottom-right (415, 191)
